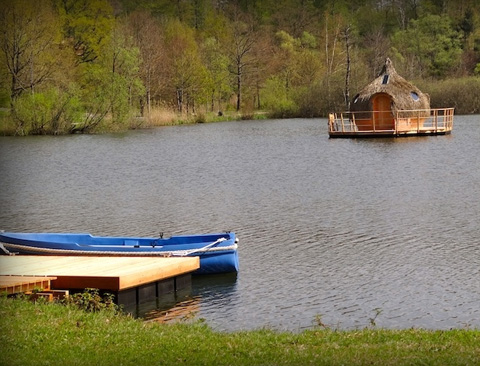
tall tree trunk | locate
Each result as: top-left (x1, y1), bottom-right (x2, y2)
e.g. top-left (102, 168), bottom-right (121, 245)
top-left (344, 25), bottom-right (351, 110)
top-left (236, 64), bottom-right (241, 111)
top-left (146, 66), bottom-right (152, 116)
top-left (211, 90), bottom-right (215, 112)
top-left (256, 79), bottom-right (261, 109)
top-left (147, 89), bottom-right (151, 116)
top-left (177, 89), bottom-right (183, 113)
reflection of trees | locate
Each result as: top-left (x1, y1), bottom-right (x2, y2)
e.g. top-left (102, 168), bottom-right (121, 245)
top-left (145, 296), bottom-right (201, 324)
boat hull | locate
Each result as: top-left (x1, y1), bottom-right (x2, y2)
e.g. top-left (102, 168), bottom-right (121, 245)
top-left (0, 231), bottom-right (239, 275)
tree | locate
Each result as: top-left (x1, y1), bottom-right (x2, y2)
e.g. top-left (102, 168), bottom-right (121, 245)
top-left (322, 9), bottom-right (348, 112)
top-left (56, 0), bottom-right (114, 64)
top-left (124, 10), bottom-right (165, 115)
top-left (201, 37), bottom-right (231, 112)
top-left (12, 86), bottom-right (82, 135)
top-left (163, 19), bottom-right (208, 113)
top-left (269, 0), bottom-right (319, 38)
top-left (0, 0), bottom-right (61, 102)
top-left (227, 18), bottom-right (255, 112)
top-left (249, 27), bottom-right (275, 110)
top-left (73, 21), bottom-right (144, 133)
top-left (260, 30), bottom-right (323, 116)
top-left (108, 22), bottom-right (144, 123)
top-left (391, 14), bottom-right (462, 78)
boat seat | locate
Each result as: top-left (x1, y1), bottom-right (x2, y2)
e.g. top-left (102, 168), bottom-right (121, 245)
top-left (124, 239), bottom-right (140, 248)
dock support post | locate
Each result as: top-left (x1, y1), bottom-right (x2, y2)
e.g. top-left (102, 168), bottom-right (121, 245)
top-left (116, 274), bottom-right (192, 309)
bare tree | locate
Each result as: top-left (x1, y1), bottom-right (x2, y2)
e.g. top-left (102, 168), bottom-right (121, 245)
top-left (344, 25), bottom-right (351, 110)
top-left (0, 0), bottom-right (58, 102)
top-left (125, 10), bottom-right (165, 116)
top-left (228, 19), bottom-right (255, 111)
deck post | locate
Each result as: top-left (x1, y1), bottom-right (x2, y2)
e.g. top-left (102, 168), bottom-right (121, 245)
top-left (448, 108), bottom-right (453, 130)
top-left (416, 111), bottom-right (420, 133)
top-left (328, 113), bottom-right (334, 132)
top-left (394, 112), bottom-right (398, 135)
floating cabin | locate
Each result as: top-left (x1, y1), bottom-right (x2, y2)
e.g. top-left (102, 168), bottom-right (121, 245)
top-left (328, 58), bottom-right (454, 137)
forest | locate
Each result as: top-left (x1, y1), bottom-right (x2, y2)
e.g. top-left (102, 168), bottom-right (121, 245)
top-left (0, 0), bottom-right (479, 135)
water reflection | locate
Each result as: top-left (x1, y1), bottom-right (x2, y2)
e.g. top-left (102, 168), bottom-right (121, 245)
top-left (191, 273), bottom-right (238, 299)
top-left (138, 273), bottom-right (238, 324)
top-left (144, 296), bottom-right (201, 324)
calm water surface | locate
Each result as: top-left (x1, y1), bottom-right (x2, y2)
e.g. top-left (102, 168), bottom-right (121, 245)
top-left (1, 116), bottom-right (479, 332)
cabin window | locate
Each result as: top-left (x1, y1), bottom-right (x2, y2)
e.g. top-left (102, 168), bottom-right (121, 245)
top-left (410, 91), bottom-right (419, 101)
top-left (353, 94), bottom-right (359, 103)
top-left (382, 75), bottom-right (389, 84)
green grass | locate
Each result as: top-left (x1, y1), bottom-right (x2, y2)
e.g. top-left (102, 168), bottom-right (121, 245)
top-left (0, 296), bottom-right (479, 365)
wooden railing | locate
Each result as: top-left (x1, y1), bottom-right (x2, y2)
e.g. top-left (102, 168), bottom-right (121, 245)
top-left (328, 108), bottom-right (454, 137)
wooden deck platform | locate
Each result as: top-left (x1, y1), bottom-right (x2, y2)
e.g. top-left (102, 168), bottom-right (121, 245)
top-left (0, 255), bottom-right (199, 292)
top-left (328, 108), bottom-right (454, 138)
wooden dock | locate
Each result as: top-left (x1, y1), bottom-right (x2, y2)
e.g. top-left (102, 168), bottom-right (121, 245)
top-left (0, 255), bottom-right (199, 307)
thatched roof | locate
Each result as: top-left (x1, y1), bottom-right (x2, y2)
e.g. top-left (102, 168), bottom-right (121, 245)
top-left (350, 58), bottom-right (430, 116)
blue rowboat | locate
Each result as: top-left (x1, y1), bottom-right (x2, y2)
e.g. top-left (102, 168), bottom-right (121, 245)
top-left (0, 231), bottom-right (239, 275)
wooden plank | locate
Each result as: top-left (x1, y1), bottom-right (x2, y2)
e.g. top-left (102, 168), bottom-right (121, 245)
top-left (28, 292), bottom-right (54, 302)
top-left (0, 275), bottom-right (57, 295)
top-left (49, 289), bottom-right (70, 299)
top-left (118, 258), bottom-right (199, 290)
top-left (25, 290), bottom-right (69, 301)
top-left (0, 256), bottom-right (199, 291)
top-left (52, 276), bottom-right (121, 291)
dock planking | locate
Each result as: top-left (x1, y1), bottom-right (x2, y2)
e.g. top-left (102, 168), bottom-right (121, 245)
top-left (0, 255), bottom-right (199, 292)
top-left (0, 275), bottom-right (57, 295)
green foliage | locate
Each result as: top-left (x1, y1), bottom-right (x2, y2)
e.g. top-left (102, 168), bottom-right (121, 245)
top-left (0, 0), bottom-right (63, 100)
top-left (0, 89), bottom-right (10, 108)
top-left (300, 31), bottom-right (317, 49)
top-left (107, 31), bottom-right (145, 125)
top-left (11, 87), bottom-right (82, 135)
top-left (269, 29), bottom-right (326, 116)
top-left (296, 78), bottom-right (345, 117)
top-left (74, 37), bottom-right (144, 133)
top-left (162, 19), bottom-right (211, 113)
top-left (62, 288), bottom-right (120, 313)
top-left (201, 37), bottom-right (232, 112)
top-left (75, 63), bottom-right (113, 133)
top-left (417, 76), bottom-right (480, 114)
top-left (262, 76), bottom-right (298, 117)
top-left (391, 14), bottom-right (463, 78)
top-left (56, 0), bottom-right (114, 63)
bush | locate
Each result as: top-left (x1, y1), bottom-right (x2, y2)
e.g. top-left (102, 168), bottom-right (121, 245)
top-left (61, 288), bottom-right (120, 313)
top-left (11, 87), bottom-right (82, 135)
top-left (261, 76), bottom-right (299, 118)
top-left (296, 79), bottom-right (346, 117)
top-left (417, 77), bottom-right (480, 114)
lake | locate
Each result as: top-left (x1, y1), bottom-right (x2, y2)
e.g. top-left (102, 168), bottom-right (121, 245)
top-left (0, 116), bottom-right (479, 332)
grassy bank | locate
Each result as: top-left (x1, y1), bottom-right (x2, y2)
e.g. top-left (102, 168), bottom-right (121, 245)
top-left (0, 107), bottom-right (268, 136)
top-left (0, 297), bottom-right (478, 366)
top-left (141, 108), bottom-right (268, 128)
